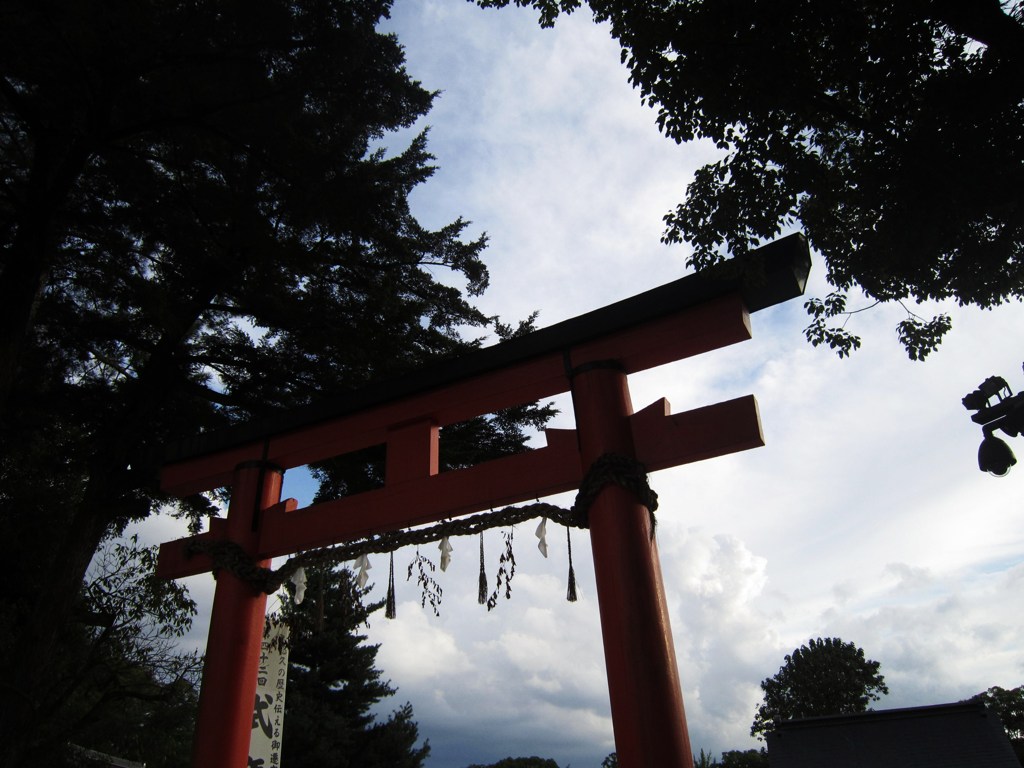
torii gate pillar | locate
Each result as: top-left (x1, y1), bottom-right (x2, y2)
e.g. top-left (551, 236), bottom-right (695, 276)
top-left (573, 364), bottom-right (691, 766)
top-left (192, 462), bottom-right (283, 768)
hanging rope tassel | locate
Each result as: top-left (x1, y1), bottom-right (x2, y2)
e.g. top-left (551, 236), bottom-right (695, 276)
top-left (478, 532), bottom-right (487, 605)
top-left (385, 552), bottom-right (397, 619)
top-left (566, 526), bottom-right (578, 602)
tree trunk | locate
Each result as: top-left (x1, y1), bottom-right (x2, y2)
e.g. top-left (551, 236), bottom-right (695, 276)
top-left (0, 135), bottom-right (88, 418)
top-left (1, 496), bottom-right (113, 767)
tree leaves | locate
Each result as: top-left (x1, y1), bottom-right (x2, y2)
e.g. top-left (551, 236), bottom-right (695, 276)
top-left (750, 637), bottom-right (888, 739)
top-left (969, 684), bottom-right (1024, 762)
top-left (803, 293), bottom-right (862, 358)
top-left (480, 0), bottom-right (1024, 358)
top-left (23, 537), bottom-right (203, 767)
top-left (803, 318), bottom-right (863, 359)
top-left (1, 2), bottom-right (550, 762)
top-left (896, 314), bottom-right (953, 361)
top-left (803, 291), bottom-right (953, 360)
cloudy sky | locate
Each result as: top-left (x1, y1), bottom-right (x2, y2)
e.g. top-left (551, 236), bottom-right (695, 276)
top-left (136, 2), bottom-right (1024, 766)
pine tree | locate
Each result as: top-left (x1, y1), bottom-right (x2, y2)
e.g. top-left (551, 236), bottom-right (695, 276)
top-left (279, 565), bottom-right (429, 768)
top-left (0, 1), bottom-right (551, 763)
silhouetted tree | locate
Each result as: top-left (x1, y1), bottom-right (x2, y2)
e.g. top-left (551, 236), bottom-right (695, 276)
top-left (280, 566), bottom-right (429, 768)
top-left (466, 758), bottom-right (561, 768)
top-left (751, 637), bottom-right (888, 739)
top-left (479, 0), bottom-right (1024, 359)
top-left (0, 1), bottom-right (550, 764)
top-left (692, 747), bottom-right (769, 767)
top-left (7, 537), bottom-right (203, 767)
top-left (970, 685), bottom-right (1024, 764)
top-left (720, 748), bottom-right (769, 767)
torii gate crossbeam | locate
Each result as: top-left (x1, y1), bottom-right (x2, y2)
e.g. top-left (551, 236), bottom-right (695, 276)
top-left (155, 234), bottom-right (810, 768)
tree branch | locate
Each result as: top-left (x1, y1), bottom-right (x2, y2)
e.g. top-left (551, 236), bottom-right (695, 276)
top-left (928, 0), bottom-right (1024, 64)
top-left (0, 76), bottom-right (38, 127)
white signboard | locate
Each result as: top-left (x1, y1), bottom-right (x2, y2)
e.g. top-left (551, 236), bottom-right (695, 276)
top-left (249, 621), bottom-right (290, 768)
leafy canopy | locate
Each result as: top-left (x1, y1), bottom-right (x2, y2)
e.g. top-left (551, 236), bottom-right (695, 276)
top-left (719, 749), bottom-right (770, 768)
top-left (0, 1), bottom-right (550, 764)
top-left (751, 637), bottom-right (888, 739)
top-left (478, 0), bottom-right (1024, 359)
top-left (969, 684), bottom-right (1024, 763)
top-left (0, 537), bottom-right (203, 767)
top-left (972, 685), bottom-right (1024, 742)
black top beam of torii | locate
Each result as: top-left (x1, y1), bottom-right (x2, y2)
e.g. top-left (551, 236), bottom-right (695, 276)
top-left (160, 232), bottom-right (811, 475)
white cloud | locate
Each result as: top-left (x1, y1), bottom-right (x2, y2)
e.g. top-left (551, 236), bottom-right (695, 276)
top-left (374, 606), bottom-right (476, 686)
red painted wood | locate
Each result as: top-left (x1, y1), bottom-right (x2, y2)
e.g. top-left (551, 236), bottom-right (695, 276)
top-left (258, 428), bottom-right (581, 557)
top-left (385, 418), bottom-right (439, 484)
top-left (191, 462), bottom-right (282, 768)
top-left (154, 272), bottom-right (804, 768)
top-left (157, 391), bottom-right (765, 579)
top-left (630, 394), bottom-right (764, 472)
top-left (157, 498), bottom-right (297, 582)
top-left (155, 531), bottom-right (216, 581)
top-left (571, 366), bottom-right (692, 768)
top-left (160, 295), bottom-right (750, 496)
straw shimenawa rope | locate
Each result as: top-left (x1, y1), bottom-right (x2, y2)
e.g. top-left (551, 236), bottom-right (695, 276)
top-left (186, 452), bottom-right (658, 595)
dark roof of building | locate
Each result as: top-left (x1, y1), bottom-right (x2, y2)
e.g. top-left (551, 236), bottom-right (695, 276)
top-left (766, 702), bottom-right (1019, 768)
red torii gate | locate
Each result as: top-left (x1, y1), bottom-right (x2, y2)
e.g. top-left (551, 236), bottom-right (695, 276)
top-left (156, 234), bottom-right (810, 768)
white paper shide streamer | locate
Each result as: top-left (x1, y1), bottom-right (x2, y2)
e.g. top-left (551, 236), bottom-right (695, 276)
top-left (354, 553), bottom-right (371, 588)
top-left (535, 518), bottom-right (548, 558)
top-left (288, 566), bottom-right (307, 604)
top-left (438, 536), bottom-right (454, 571)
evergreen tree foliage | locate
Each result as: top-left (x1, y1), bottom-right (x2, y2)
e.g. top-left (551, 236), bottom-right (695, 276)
top-left (479, 0), bottom-right (1024, 358)
top-left (969, 685), bottom-right (1024, 764)
top-left (7, 537), bottom-right (203, 767)
top-left (466, 758), bottom-right (561, 768)
top-left (751, 637), bottom-right (888, 739)
top-left (279, 566), bottom-right (429, 768)
top-left (692, 746), bottom-right (769, 767)
top-left (692, 747), bottom-right (769, 767)
top-left (719, 748), bottom-right (769, 768)
top-left (0, 1), bottom-right (551, 764)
